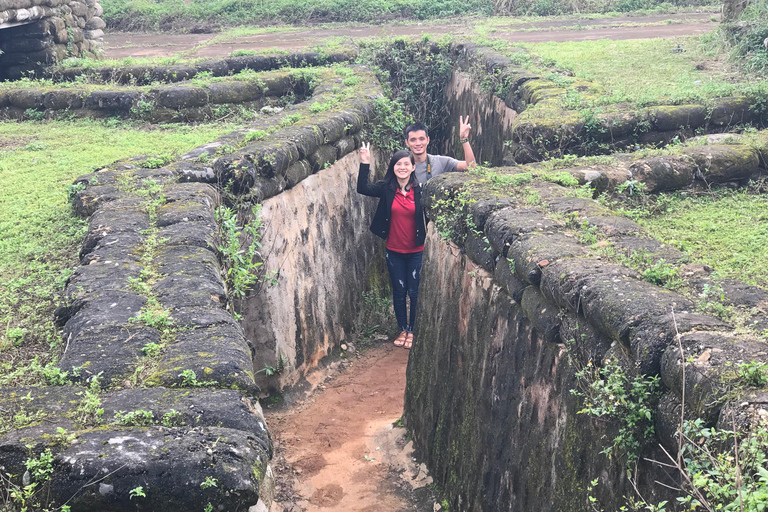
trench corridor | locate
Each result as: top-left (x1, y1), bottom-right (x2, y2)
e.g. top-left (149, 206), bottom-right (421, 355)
top-left (265, 344), bottom-right (435, 512)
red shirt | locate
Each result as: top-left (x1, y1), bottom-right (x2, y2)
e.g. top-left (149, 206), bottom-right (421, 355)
top-left (386, 187), bottom-right (424, 253)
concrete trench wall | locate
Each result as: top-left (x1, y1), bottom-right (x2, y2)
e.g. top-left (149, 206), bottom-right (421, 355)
top-left (0, 0), bottom-right (104, 81)
top-left (240, 154), bottom-right (383, 389)
top-left (0, 59), bottom-right (384, 511)
top-left (403, 133), bottom-right (768, 510)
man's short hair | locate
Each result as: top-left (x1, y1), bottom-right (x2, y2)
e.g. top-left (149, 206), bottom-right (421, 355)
top-left (404, 122), bottom-right (429, 139)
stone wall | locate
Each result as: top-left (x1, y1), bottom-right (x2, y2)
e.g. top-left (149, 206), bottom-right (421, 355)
top-left (404, 136), bottom-right (768, 510)
top-left (0, 58), bottom-right (385, 511)
top-left (241, 154), bottom-right (383, 389)
top-left (0, 0), bottom-right (104, 81)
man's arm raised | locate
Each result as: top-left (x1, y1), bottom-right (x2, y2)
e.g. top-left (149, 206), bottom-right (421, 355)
top-left (456, 115), bottom-right (476, 172)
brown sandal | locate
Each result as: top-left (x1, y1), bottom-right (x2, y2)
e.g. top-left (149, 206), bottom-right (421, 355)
top-left (394, 331), bottom-right (407, 347)
top-left (404, 332), bottom-right (413, 349)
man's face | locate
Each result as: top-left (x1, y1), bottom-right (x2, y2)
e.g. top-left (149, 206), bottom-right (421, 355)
top-left (405, 130), bottom-right (429, 156)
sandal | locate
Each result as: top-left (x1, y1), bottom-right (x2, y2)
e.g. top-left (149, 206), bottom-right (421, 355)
top-left (394, 331), bottom-right (407, 347)
top-left (404, 332), bottom-right (413, 349)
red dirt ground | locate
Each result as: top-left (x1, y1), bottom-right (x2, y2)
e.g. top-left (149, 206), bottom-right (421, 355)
top-left (102, 12), bottom-right (716, 59)
top-left (264, 343), bottom-right (436, 511)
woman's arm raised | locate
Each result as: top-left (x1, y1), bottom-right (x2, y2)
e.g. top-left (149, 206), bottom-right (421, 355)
top-left (356, 142), bottom-right (382, 197)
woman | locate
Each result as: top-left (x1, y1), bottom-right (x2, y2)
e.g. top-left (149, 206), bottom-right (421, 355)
top-left (357, 142), bottom-right (426, 350)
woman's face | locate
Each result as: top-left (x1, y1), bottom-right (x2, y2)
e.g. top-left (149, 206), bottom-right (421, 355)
top-left (393, 156), bottom-right (414, 180)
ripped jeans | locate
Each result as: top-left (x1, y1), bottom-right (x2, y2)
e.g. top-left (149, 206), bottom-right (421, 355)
top-left (385, 249), bottom-right (423, 333)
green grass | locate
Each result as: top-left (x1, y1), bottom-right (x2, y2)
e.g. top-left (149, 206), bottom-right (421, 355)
top-left (517, 35), bottom-right (768, 107)
top-left (101, 0), bottom-right (495, 31)
top-left (638, 188), bottom-right (768, 287)
top-left (0, 118), bottom-right (237, 384)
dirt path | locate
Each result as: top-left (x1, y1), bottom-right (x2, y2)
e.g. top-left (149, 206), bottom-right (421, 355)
top-left (264, 343), bottom-right (436, 512)
top-left (102, 12), bottom-right (717, 59)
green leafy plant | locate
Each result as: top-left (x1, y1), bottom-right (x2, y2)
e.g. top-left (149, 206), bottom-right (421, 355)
top-left (161, 410), bottom-right (184, 427)
top-left (140, 154), bottom-right (173, 169)
top-left (738, 361), bottom-right (768, 388)
top-left (72, 374), bottom-right (104, 427)
top-left (129, 486), bottom-right (146, 499)
top-left (571, 357), bottom-right (660, 465)
top-left (177, 369), bottom-right (216, 388)
top-left (113, 410), bottom-right (155, 426)
top-left (215, 205), bottom-right (265, 299)
top-left (200, 476), bottom-right (218, 490)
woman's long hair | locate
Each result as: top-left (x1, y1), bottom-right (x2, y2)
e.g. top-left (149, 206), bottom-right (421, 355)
top-left (382, 150), bottom-right (417, 190)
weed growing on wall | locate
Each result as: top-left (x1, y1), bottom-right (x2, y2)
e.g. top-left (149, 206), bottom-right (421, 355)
top-left (354, 291), bottom-right (397, 344)
top-left (215, 204), bottom-right (265, 300)
top-left (570, 357), bottom-right (661, 466)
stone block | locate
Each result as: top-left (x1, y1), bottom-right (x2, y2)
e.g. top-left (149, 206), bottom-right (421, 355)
top-left (59, 322), bottom-right (159, 385)
top-left (43, 89), bottom-right (85, 110)
top-left (156, 86), bottom-right (209, 109)
top-left (493, 255), bottom-right (527, 302)
top-left (682, 144), bottom-right (761, 183)
top-left (285, 159), bottom-right (313, 189)
top-left (651, 104), bottom-right (707, 131)
top-left (83, 27), bottom-right (103, 40)
top-left (150, 323), bottom-right (258, 395)
top-left (49, 427), bottom-right (268, 511)
top-left (280, 125), bottom-right (324, 159)
top-left (628, 155), bottom-right (695, 192)
top-left (507, 231), bottom-right (585, 286)
top-left (0, 35), bottom-right (52, 53)
top-left (466, 231), bottom-right (497, 272)
top-left (521, 287), bottom-right (560, 343)
top-left (83, 15), bottom-right (104, 29)
top-left (307, 144), bottom-right (337, 173)
top-left (710, 96), bottom-right (753, 126)
top-left (7, 88), bottom-right (44, 109)
top-left (84, 90), bottom-right (138, 111)
top-left (484, 207), bottom-right (557, 258)
top-left (661, 331), bottom-right (768, 420)
top-left (207, 81), bottom-right (261, 104)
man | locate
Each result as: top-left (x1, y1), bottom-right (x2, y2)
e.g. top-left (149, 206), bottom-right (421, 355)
top-left (404, 116), bottom-right (476, 184)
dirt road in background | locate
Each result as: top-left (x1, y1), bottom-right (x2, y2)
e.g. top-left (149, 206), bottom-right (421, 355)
top-left (102, 12), bottom-right (717, 59)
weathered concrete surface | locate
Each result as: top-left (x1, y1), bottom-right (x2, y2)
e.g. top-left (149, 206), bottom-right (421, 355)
top-left (404, 227), bottom-right (672, 511)
top-left (441, 69), bottom-right (517, 166)
top-left (241, 152), bottom-right (383, 389)
top-left (407, 167), bottom-right (768, 510)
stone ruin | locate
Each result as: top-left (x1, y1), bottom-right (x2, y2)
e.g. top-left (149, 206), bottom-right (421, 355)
top-left (0, 0), bottom-right (104, 81)
top-left (0, 41), bottom-right (767, 511)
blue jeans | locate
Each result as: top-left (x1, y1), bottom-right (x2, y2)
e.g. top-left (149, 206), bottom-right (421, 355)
top-left (385, 249), bottom-right (423, 333)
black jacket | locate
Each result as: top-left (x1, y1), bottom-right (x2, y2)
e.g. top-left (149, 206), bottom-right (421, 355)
top-left (357, 163), bottom-right (427, 247)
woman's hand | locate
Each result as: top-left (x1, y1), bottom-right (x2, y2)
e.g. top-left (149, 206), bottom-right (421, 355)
top-left (359, 141), bottom-right (371, 164)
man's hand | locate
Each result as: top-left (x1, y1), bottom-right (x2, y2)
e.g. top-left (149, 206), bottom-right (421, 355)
top-left (359, 141), bottom-right (371, 164)
top-left (459, 115), bottom-right (471, 141)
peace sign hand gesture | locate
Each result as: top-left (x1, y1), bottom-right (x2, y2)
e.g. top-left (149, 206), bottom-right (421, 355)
top-left (459, 115), bottom-right (472, 140)
top-left (359, 141), bottom-right (371, 165)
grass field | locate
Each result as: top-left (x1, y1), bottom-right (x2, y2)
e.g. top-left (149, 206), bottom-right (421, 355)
top-left (638, 187), bottom-right (768, 288)
top-left (517, 35), bottom-right (768, 107)
top-left (0, 119), bottom-right (237, 384)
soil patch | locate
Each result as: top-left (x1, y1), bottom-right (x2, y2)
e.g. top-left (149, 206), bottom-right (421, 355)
top-left (265, 343), bottom-right (436, 512)
top-left (102, 12), bottom-right (715, 60)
